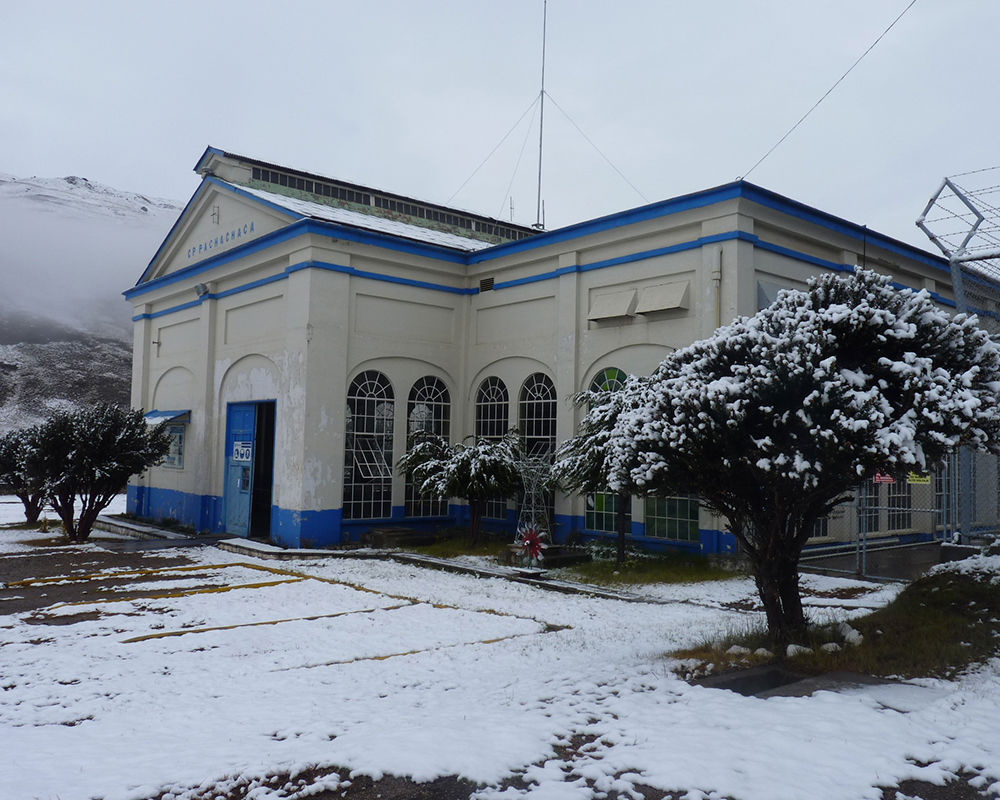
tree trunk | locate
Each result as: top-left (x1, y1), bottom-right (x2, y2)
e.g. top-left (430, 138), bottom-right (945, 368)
top-left (50, 493), bottom-right (79, 542)
top-left (777, 561), bottom-right (805, 633)
top-left (469, 499), bottom-right (485, 545)
top-left (753, 554), bottom-right (807, 647)
top-left (75, 508), bottom-right (100, 541)
top-left (615, 492), bottom-right (628, 567)
top-left (16, 492), bottom-right (43, 525)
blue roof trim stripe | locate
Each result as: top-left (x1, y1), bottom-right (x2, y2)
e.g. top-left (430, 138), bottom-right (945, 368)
top-left (290, 260), bottom-right (475, 294)
top-left (130, 231), bottom-right (971, 323)
top-left (193, 145), bottom-right (225, 174)
top-left (132, 298), bottom-right (202, 321)
top-left (578, 230), bottom-right (748, 273)
top-left (739, 184), bottom-right (952, 274)
top-left (134, 175), bottom-right (302, 288)
top-left (135, 180), bottom-right (213, 286)
top-left (132, 259), bottom-right (473, 320)
top-left (752, 239), bottom-right (853, 274)
top-left (753, 239), bottom-right (959, 308)
top-left (491, 231), bottom-right (753, 290)
top-left (131, 184), bottom-right (472, 300)
top-left (214, 272), bottom-right (287, 299)
top-left (467, 183), bottom-right (746, 264)
top-left (465, 181), bottom-right (955, 275)
top-left (125, 219), bottom-right (315, 300)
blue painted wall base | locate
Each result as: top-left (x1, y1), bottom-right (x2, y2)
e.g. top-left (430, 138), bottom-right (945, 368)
top-left (127, 485), bottom-right (742, 555)
top-left (127, 484), bottom-right (222, 533)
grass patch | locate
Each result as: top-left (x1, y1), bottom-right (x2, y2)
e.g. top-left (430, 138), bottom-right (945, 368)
top-left (671, 564), bottom-right (1000, 680)
top-left (671, 619), bottom-right (776, 679)
top-left (557, 544), bottom-right (735, 586)
top-left (407, 530), bottom-right (510, 559)
top-left (788, 568), bottom-right (1000, 679)
top-left (1, 521), bottom-right (41, 530)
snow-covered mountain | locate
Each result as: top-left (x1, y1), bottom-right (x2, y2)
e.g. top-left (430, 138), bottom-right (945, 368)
top-left (0, 172), bottom-right (181, 432)
top-left (0, 172), bottom-right (180, 338)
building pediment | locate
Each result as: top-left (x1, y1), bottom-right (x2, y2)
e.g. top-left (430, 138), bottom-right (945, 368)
top-left (136, 179), bottom-right (295, 285)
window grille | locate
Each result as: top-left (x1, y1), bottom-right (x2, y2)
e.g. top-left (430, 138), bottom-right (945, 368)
top-left (519, 373), bottom-right (556, 457)
top-left (343, 371), bottom-right (394, 520)
top-left (586, 367), bottom-right (630, 533)
top-left (476, 376), bottom-right (509, 519)
top-left (519, 373), bottom-right (556, 524)
top-left (887, 479), bottom-right (912, 531)
top-left (858, 479), bottom-right (879, 534)
top-left (645, 496), bottom-right (700, 542)
top-left (405, 376), bottom-right (450, 517)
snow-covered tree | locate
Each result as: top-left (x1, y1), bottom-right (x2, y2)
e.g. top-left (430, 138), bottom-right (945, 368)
top-left (397, 431), bottom-right (522, 543)
top-left (0, 427), bottom-right (46, 524)
top-left (576, 269), bottom-right (1000, 642)
top-left (34, 404), bottom-right (171, 541)
top-left (553, 375), bottom-right (648, 566)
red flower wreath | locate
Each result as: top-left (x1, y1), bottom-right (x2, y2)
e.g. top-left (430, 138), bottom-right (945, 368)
top-left (518, 526), bottom-right (543, 562)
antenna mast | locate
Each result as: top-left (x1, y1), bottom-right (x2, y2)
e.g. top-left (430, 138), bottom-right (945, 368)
top-left (533, 0), bottom-right (547, 230)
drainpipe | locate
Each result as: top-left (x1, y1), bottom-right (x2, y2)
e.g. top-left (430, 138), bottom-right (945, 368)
top-left (712, 248), bottom-right (723, 329)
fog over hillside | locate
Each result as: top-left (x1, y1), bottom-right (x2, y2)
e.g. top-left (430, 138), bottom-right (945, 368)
top-left (0, 172), bottom-right (181, 431)
top-left (0, 172), bottom-right (180, 340)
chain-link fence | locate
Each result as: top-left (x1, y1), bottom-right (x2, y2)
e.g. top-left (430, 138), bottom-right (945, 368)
top-left (799, 452), bottom-right (1000, 579)
top-left (914, 168), bottom-right (1000, 562)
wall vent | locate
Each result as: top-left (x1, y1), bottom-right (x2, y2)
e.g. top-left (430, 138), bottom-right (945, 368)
top-left (479, 277), bottom-right (495, 292)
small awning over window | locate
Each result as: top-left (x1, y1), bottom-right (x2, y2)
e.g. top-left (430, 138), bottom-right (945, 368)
top-left (635, 281), bottom-right (690, 314)
top-left (144, 409), bottom-right (191, 426)
top-left (588, 288), bottom-right (637, 320)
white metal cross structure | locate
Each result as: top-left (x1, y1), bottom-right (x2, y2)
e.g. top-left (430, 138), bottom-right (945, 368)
top-left (917, 169), bottom-right (1000, 285)
top-left (516, 454), bottom-right (551, 536)
top-left (916, 169), bottom-right (1000, 543)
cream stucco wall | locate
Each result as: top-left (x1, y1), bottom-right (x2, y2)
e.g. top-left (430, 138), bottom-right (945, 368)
top-left (128, 169), bottom-right (970, 549)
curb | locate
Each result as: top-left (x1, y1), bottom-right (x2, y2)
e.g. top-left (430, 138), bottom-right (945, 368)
top-left (217, 537), bottom-right (670, 605)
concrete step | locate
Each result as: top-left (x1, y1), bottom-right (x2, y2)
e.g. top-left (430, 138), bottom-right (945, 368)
top-left (93, 515), bottom-right (191, 540)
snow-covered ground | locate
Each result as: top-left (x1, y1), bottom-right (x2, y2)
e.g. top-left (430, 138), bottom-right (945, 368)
top-left (1, 498), bottom-right (998, 800)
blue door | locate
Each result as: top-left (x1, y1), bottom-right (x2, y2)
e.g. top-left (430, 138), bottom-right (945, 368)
top-left (225, 403), bottom-right (257, 537)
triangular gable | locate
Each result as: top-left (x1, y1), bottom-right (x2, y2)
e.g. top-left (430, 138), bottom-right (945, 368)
top-left (135, 177), bottom-right (300, 285)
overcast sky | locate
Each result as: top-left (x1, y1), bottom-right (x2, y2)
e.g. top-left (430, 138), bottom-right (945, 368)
top-left (3, 0), bottom-right (998, 251)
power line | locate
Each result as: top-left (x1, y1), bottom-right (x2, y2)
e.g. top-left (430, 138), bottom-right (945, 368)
top-left (739, 0), bottom-right (919, 181)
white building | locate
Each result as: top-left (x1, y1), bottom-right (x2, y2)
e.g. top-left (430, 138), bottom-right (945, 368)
top-left (125, 146), bottom-right (994, 551)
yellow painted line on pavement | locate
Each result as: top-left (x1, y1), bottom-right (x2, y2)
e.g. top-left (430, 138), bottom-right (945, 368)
top-left (16, 560), bottom-right (568, 636)
top-left (46, 577), bottom-right (305, 608)
top-left (7, 562), bottom-right (257, 587)
top-left (281, 628), bottom-right (550, 671)
top-left (121, 602), bottom-right (414, 643)
top-left (9, 561), bottom-right (405, 601)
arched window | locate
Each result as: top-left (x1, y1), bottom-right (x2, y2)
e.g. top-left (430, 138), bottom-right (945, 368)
top-left (405, 376), bottom-right (450, 517)
top-left (519, 373), bottom-right (556, 525)
top-left (590, 366), bottom-right (627, 394)
top-left (476, 376), bottom-right (510, 520)
top-left (518, 373), bottom-right (556, 457)
top-left (476, 376), bottom-right (509, 440)
top-left (587, 368), bottom-right (631, 533)
top-left (343, 370), bottom-right (394, 520)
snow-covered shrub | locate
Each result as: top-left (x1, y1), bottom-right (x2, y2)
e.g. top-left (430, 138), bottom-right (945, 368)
top-left (396, 431), bottom-right (522, 543)
top-left (564, 269), bottom-right (1000, 642)
top-left (33, 404), bottom-right (171, 541)
top-left (0, 426), bottom-right (46, 524)
top-left (553, 375), bottom-right (649, 566)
